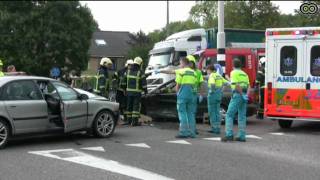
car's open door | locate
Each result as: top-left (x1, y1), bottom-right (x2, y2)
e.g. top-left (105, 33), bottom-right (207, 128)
top-left (51, 82), bottom-right (88, 132)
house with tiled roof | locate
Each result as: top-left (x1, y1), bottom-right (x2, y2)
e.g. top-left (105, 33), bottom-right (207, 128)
top-left (86, 31), bottom-right (131, 74)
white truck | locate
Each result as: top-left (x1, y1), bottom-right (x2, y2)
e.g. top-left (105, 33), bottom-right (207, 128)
top-left (145, 28), bottom-right (207, 91)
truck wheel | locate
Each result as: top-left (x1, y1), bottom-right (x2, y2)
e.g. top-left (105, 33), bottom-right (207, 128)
top-left (0, 119), bottom-right (9, 149)
top-left (220, 105), bottom-right (238, 125)
top-left (93, 110), bottom-right (116, 138)
top-left (220, 105), bottom-right (228, 125)
top-left (278, 120), bottom-right (293, 129)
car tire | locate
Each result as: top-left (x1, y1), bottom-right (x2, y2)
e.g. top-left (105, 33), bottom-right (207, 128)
top-left (278, 120), bottom-right (293, 129)
top-left (0, 119), bottom-right (10, 149)
top-left (92, 110), bottom-right (116, 138)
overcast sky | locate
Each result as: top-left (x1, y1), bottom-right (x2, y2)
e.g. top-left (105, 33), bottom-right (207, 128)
top-left (80, 1), bottom-right (303, 33)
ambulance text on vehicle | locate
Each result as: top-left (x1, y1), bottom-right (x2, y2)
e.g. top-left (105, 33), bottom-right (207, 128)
top-left (265, 27), bottom-right (320, 128)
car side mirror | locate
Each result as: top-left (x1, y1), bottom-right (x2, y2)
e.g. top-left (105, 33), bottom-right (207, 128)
top-left (79, 94), bottom-right (89, 100)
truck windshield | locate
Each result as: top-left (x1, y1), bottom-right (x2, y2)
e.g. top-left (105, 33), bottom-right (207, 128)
top-left (148, 53), bottom-right (171, 67)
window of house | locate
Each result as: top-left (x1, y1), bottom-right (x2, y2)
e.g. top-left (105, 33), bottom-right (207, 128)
top-left (280, 46), bottom-right (297, 76)
top-left (95, 39), bottom-right (107, 46)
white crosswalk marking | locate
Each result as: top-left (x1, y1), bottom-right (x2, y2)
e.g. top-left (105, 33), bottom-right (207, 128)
top-left (246, 135), bottom-right (262, 139)
top-left (125, 143), bottom-right (151, 149)
top-left (270, 132), bottom-right (285, 136)
top-left (166, 140), bottom-right (191, 145)
top-left (29, 149), bottom-right (174, 180)
top-left (81, 146), bottom-right (105, 152)
top-left (203, 137), bottom-right (221, 141)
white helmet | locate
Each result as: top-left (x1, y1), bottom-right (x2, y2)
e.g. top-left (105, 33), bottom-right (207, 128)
top-left (133, 56), bottom-right (143, 65)
top-left (100, 57), bottom-right (113, 66)
top-left (259, 57), bottom-right (266, 65)
top-left (125, 59), bottom-right (134, 67)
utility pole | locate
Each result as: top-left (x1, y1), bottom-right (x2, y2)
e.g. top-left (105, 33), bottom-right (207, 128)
top-left (217, 1), bottom-right (226, 73)
top-left (166, 0), bottom-right (169, 27)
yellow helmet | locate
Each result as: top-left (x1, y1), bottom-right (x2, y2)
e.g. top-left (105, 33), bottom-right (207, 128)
top-left (125, 59), bottom-right (134, 67)
top-left (133, 56), bottom-right (143, 65)
top-left (186, 55), bottom-right (196, 63)
top-left (100, 57), bottom-right (113, 66)
top-left (0, 59), bottom-right (3, 66)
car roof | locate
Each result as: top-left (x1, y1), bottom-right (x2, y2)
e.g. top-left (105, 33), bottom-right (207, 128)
top-left (0, 76), bottom-right (58, 86)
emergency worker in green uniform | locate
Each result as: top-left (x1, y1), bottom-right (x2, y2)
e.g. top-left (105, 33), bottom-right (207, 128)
top-left (114, 59), bottom-right (134, 124)
top-left (175, 57), bottom-right (197, 138)
top-left (123, 57), bottom-right (147, 126)
top-left (222, 59), bottom-right (249, 142)
top-left (186, 55), bottom-right (204, 135)
top-left (206, 65), bottom-right (229, 135)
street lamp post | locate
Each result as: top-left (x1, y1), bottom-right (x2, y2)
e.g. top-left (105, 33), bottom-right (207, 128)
top-left (217, 1), bottom-right (226, 74)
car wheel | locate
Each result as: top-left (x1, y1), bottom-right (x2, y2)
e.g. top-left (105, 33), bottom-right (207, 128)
top-left (278, 120), bottom-right (293, 129)
top-left (93, 110), bottom-right (116, 138)
top-left (0, 120), bottom-right (9, 149)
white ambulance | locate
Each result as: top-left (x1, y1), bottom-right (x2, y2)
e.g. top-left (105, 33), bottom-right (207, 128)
top-left (265, 27), bottom-right (320, 128)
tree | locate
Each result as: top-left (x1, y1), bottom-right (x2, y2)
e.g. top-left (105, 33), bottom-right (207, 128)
top-left (190, 1), bottom-right (217, 28)
top-left (189, 1), bottom-right (281, 29)
top-left (0, 1), bottom-right (97, 76)
top-left (127, 30), bottom-right (152, 70)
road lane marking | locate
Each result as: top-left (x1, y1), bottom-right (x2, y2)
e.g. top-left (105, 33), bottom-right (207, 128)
top-left (269, 132), bottom-right (285, 136)
top-left (81, 146), bottom-right (105, 152)
top-left (29, 149), bottom-right (174, 180)
top-left (166, 140), bottom-right (191, 145)
top-left (125, 143), bottom-right (151, 149)
top-left (203, 137), bottom-right (221, 141)
top-left (246, 135), bottom-right (262, 139)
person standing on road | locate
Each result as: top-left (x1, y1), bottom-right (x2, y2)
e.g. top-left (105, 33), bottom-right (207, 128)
top-left (114, 59), bottom-right (133, 125)
top-left (222, 58), bottom-right (249, 142)
top-left (175, 57), bottom-right (197, 138)
top-left (256, 57), bottom-right (266, 119)
top-left (206, 65), bottom-right (229, 135)
top-left (123, 57), bottom-right (147, 126)
top-left (97, 57), bottom-right (113, 96)
top-left (187, 55), bottom-right (204, 135)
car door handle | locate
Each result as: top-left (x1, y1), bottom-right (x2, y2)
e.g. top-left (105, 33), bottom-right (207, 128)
top-left (10, 105), bottom-right (16, 108)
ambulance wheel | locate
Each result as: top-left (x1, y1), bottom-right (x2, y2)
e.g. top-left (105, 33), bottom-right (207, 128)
top-left (278, 120), bottom-right (293, 129)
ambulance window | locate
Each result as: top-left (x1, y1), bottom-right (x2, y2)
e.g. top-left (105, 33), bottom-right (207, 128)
top-left (310, 46), bottom-right (320, 76)
top-left (280, 46), bottom-right (297, 76)
top-left (232, 55), bottom-right (246, 68)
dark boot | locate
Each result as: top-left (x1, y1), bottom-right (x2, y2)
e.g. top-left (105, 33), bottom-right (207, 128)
top-left (234, 137), bottom-right (246, 142)
top-left (221, 136), bottom-right (234, 142)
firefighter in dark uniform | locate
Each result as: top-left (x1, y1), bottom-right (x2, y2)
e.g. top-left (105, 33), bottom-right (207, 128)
top-left (97, 57), bottom-right (113, 97)
top-left (256, 57), bottom-right (266, 119)
top-left (123, 57), bottom-right (147, 126)
top-left (114, 59), bottom-right (133, 125)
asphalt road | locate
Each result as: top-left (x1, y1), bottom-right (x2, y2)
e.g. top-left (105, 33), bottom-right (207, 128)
top-left (1, 117), bottom-right (320, 180)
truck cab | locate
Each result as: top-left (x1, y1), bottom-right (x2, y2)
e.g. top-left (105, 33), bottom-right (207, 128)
top-left (264, 27), bottom-right (320, 128)
top-left (145, 28), bottom-right (207, 92)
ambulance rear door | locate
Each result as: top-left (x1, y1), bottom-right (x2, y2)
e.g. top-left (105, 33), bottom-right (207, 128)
top-left (272, 39), bottom-right (305, 117)
top-left (303, 39), bottom-right (320, 119)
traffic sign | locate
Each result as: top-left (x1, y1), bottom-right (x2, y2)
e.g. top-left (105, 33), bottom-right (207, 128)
top-left (50, 67), bottom-right (60, 78)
